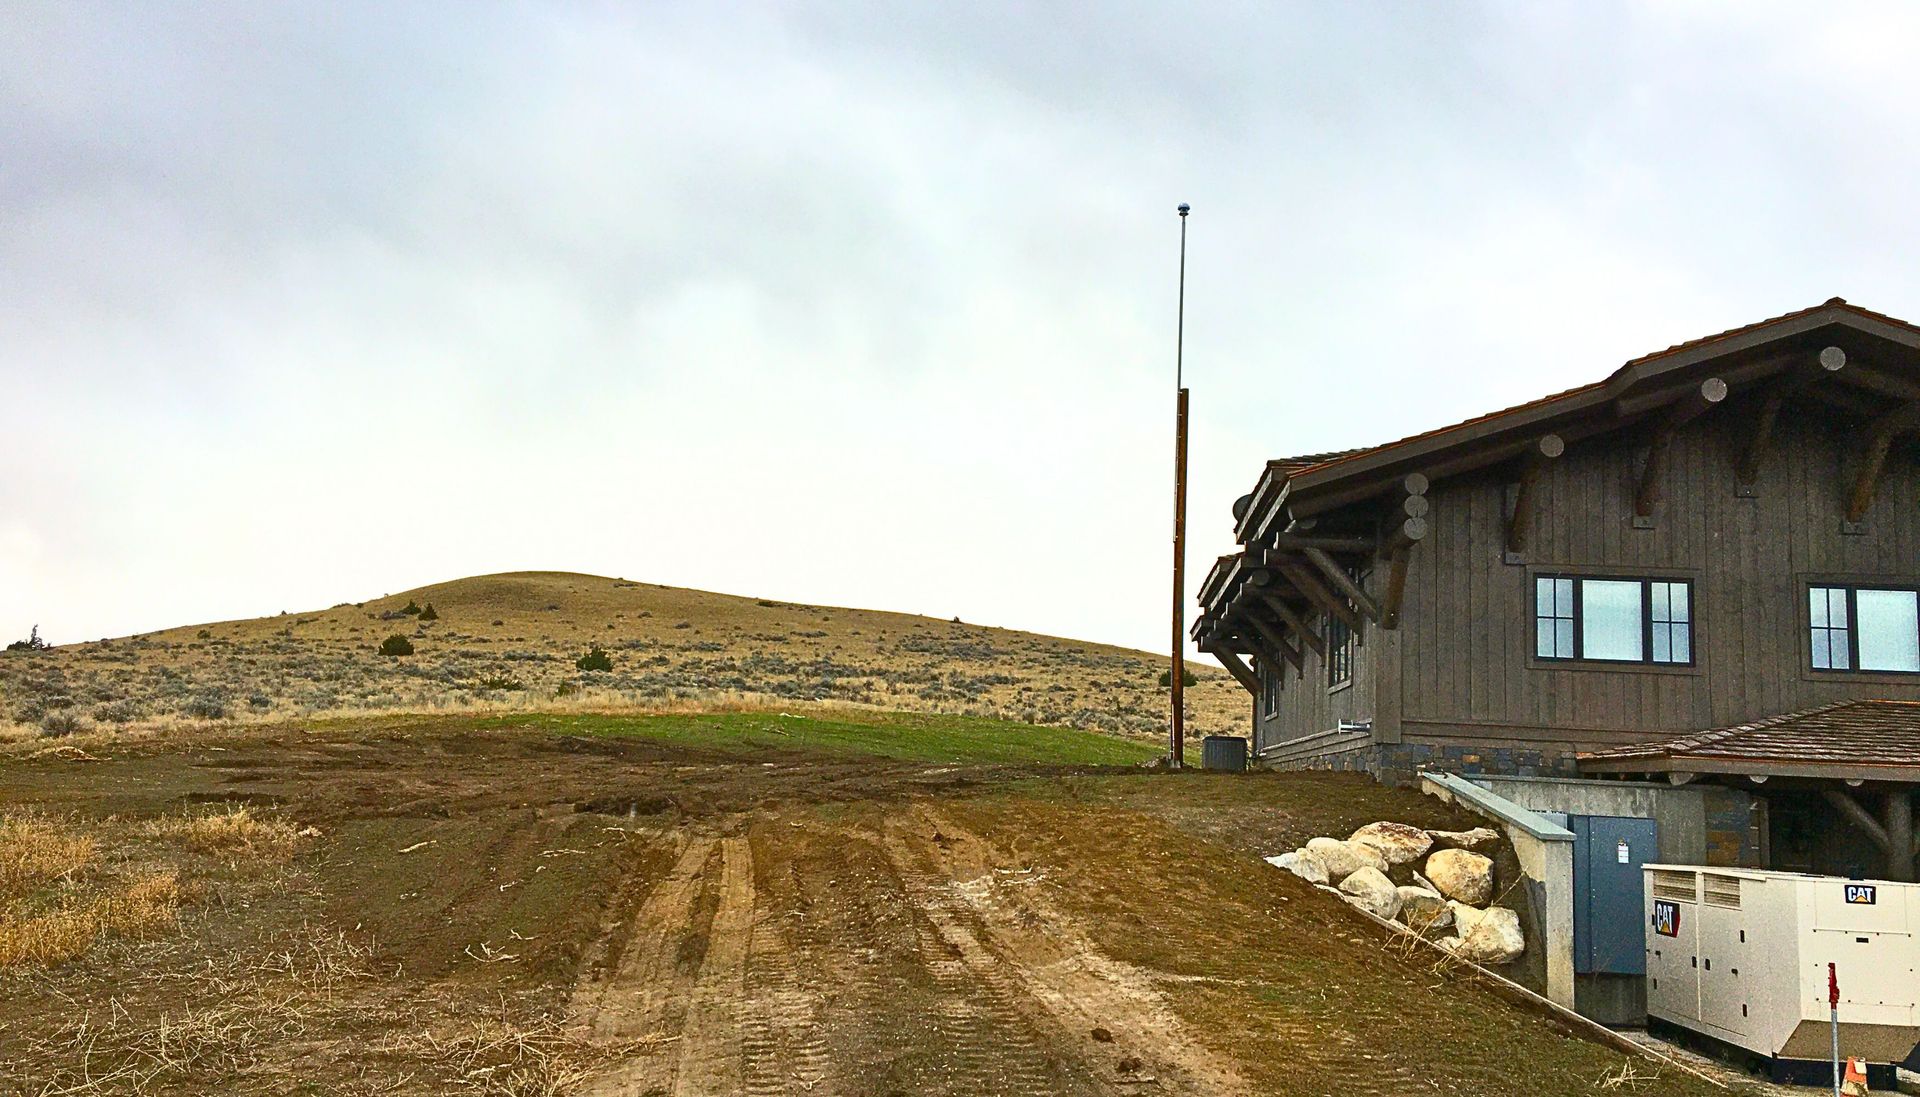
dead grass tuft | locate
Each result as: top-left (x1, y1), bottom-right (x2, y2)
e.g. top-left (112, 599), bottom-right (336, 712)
top-left (0, 813), bottom-right (97, 902)
top-left (0, 871), bottom-right (182, 968)
top-left (141, 806), bottom-right (304, 861)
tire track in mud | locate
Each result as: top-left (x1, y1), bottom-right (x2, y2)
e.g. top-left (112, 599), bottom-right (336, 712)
top-left (901, 804), bottom-right (1255, 1096)
top-left (667, 835), bottom-right (755, 1096)
top-left (878, 817), bottom-right (1101, 1097)
top-left (574, 832), bottom-right (720, 1097)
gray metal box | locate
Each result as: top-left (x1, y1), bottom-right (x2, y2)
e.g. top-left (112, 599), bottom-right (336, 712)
top-left (1200, 735), bottom-right (1247, 772)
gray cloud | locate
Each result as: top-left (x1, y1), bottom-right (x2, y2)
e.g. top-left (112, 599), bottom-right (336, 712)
top-left (4, 2), bottom-right (1919, 654)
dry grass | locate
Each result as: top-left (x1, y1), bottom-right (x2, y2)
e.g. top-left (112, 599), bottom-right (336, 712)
top-left (0, 813), bottom-right (97, 901)
top-left (0, 870), bottom-right (181, 968)
top-left (0, 806), bottom-right (308, 970)
top-left (0, 570), bottom-right (1245, 746)
top-left (140, 806), bottom-right (306, 861)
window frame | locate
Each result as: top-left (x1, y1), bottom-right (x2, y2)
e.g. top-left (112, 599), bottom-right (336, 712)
top-left (1261, 658), bottom-right (1283, 716)
top-left (1531, 573), bottom-right (1696, 668)
top-left (1324, 564), bottom-right (1368, 692)
top-left (1807, 581), bottom-right (1920, 676)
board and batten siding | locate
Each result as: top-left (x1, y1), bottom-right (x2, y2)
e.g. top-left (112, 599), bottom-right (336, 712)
top-left (1392, 394), bottom-right (1920, 755)
top-left (1252, 575), bottom-right (1382, 763)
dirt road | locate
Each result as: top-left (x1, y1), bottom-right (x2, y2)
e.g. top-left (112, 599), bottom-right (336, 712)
top-left (569, 805), bottom-right (1246, 1096)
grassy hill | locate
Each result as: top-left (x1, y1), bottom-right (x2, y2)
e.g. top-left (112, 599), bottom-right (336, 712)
top-left (0, 571), bottom-right (1242, 742)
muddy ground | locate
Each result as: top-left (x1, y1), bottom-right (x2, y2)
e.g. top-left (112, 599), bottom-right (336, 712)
top-left (0, 719), bottom-right (1760, 1095)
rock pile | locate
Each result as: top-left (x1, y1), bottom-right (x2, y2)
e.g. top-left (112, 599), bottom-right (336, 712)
top-left (1266, 822), bottom-right (1522, 964)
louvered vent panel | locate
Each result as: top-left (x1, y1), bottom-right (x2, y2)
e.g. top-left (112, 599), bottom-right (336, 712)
top-left (1651, 870), bottom-right (1696, 903)
top-left (1703, 876), bottom-right (1742, 909)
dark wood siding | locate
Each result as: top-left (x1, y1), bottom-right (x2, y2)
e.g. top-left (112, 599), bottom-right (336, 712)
top-left (1253, 574), bottom-right (1380, 756)
top-left (1386, 395), bottom-right (1920, 753)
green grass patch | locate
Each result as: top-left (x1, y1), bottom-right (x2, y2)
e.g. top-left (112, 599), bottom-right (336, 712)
top-left (472, 710), bottom-right (1161, 767)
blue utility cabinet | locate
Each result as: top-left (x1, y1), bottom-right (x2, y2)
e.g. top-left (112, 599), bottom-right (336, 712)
top-left (1542, 812), bottom-right (1659, 975)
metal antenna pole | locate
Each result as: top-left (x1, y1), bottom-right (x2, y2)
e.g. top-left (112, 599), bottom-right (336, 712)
top-left (1171, 203), bottom-right (1191, 768)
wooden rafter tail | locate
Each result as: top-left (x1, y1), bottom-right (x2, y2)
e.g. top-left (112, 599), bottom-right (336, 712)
top-left (1203, 644), bottom-right (1260, 696)
top-left (1846, 399), bottom-right (1920, 523)
top-left (1738, 346), bottom-right (1845, 486)
top-left (1252, 588), bottom-right (1326, 656)
top-left (1301, 545), bottom-right (1382, 623)
top-left (1505, 434), bottom-right (1564, 554)
top-left (1635, 377), bottom-right (1728, 517)
top-left (1236, 609), bottom-right (1305, 672)
top-left (1279, 559), bottom-right (1365, 636)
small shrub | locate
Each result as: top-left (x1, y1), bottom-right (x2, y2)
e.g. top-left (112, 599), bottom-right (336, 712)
top-left (247, 694), bottom-right (272, 710)
top-left (419, 603), bottom-right (438, 621)
top-left (182, 694), bottom-right (229, 721)
top-left (195, 629), bottom-right (212, 640)
top-left (92, 699), bottom-right (145, 725)
top-left (38, 711), bottom-right (88, 738)
top-left (553, 681), bottom-right (580, 699)
top-left (576, 647), bottom-right (613, 672)
top-left (1158, 668), bottom-right (1198, 688)
top-left (400, 600), bottom-right (423, 616)
top-left (378, 635), bottom-right (414, 657)
top-left (5, 625), bottom-right (49, 653)
top-left (475, 674), bottom-right (524, 691)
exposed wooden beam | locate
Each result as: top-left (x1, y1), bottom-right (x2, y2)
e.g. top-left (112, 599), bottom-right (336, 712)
top-left (1270, 533), bottom-right (1378, 554)
top-left (1382, 515), bottom-right (1428, 554)
top-left (1301, 546), bottom-right (1382, 623)
top-left (1636, 377), bottom-right (1728, 517)
top-left (1847, 400), bottom-right (1920, 524)
top-left (1737, 346), bottom-right (1846, 487)
top-left (1886, 789), bottom-right (1915, 883)
top-left (1505, 434), bottom-right (1564, 554)
top-left (1806, 384), bottom-right (1886, 419)
top-left (1238, 611), bottom-right (1305, 672)
top-left (1203, 645), bottom-right (1260, 696)
top-left (1250, 588), bottom-right (1326, 656)
top-left (1825, 788), bottom-right (1891, 853)
top-left (1278, 560), bottom-right (1365, 636)
top-left (1375, 514), bottom-right (1428, 630)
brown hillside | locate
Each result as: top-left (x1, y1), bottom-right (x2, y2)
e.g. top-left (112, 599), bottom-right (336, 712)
top-left (0, 571), bottom-right (1241, 741)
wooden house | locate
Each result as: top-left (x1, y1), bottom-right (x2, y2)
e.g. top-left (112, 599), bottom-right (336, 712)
top-left (1194, 299), bottom-right (1920, 881)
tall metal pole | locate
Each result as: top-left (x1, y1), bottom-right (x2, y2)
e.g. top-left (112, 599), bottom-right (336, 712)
top-left (1171, 203), bottom-right (1191, 768)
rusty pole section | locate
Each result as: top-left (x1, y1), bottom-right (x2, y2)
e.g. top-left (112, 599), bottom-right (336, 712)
top-left (1171, 202), bottom-right (1191, 768)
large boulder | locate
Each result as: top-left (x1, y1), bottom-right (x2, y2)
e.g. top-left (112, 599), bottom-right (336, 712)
top-left (1396, 886), bottom-right (1452, 932)
top-left (1305, 837), bottom-right (1387, 882)
top-left (1265, 849), bottom-right (1330, 886)
top-left (1427, 826), bottom-right (1501, 852)
top-left (1424, 848), bottom-right (1494, 905)
top-left (1337, 867), bottom-right (1403, 920)
top-left (1349, 822), bottom-right (1433, 866)
top-left (1453, 905), bottom-right (1525, 964)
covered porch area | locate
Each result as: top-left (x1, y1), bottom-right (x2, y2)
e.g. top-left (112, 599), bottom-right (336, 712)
top-left (1578, 699), bottom-right (1920, 882)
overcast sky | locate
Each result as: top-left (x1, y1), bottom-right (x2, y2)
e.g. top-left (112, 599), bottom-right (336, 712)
top-left (6, 3), bottom-right (1920, 655)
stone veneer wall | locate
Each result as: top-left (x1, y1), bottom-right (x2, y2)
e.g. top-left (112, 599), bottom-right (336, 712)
top-left (1265, 741), bottom-right (1583, 787)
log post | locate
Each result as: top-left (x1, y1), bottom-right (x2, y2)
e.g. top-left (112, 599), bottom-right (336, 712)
top-left (1887, 788), bottom-right (1916, 883)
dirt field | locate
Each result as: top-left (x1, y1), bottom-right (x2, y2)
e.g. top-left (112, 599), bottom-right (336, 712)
top-left (0, 714), bottom-right (1764, 1096)
top-left (0, 571), bottom-right (1245, 743)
